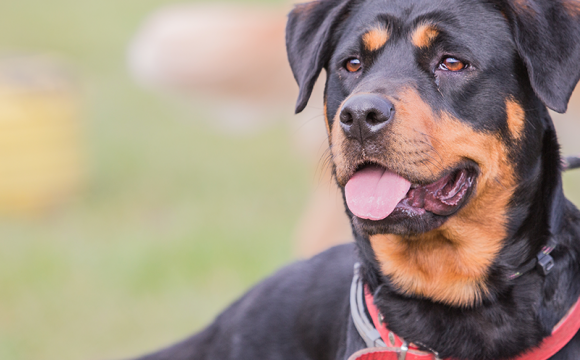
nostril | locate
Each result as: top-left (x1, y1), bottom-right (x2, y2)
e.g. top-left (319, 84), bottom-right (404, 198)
top-left (340, 110), bottom-right (354, 125)
top-left (365, 107), bottom-right (392, 125)
top-left (366, 111), bottom-right (378, 125)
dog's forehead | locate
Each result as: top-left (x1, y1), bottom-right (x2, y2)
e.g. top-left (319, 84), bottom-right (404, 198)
top-left (349, 0), bottom-right (511, 40)
top-left (342, 0), bottom-right (512, 60)
top-left (350, 0), bottom-right (494, 25)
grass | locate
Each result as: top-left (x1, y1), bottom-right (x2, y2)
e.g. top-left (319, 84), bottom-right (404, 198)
top-left (0, 1), bottom-right (579, 360)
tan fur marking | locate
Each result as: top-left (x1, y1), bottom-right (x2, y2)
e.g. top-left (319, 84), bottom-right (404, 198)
top-left (512, 0), bottom-right (535, 15)
top-left (331, 98), bottom-right (349, 176)
top-left (330, 89), bottom-right (517, 307)
top-left (506, 98), bottom-right (525, 140)
top-left (563, 0), bottom-right (580, 17)
top-left (411, 24), bottom-right (439, 48)
top-left (323, 102), bottom-right (331, 137)
top-left (362, 26), bottom-right (390, 51)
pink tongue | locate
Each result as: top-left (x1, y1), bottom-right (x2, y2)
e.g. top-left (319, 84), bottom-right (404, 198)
top-left (345, 166), bottom-right (412, 221)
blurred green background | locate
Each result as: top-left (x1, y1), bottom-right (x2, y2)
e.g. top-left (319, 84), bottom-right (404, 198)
top-left (0, 1), bottom-right (578, 360)
top-left (0, 0), bottom-right (310, 359)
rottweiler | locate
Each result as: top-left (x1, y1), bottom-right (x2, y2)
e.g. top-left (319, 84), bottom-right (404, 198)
top-left (132, 0), bottom-right (580, 359)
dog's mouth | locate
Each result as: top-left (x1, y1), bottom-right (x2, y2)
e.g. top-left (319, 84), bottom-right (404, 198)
top-left (345, 164), bottom-right (477, 223)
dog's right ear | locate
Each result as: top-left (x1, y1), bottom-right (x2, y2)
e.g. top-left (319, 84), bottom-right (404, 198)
top-left (286, 0), bottom-right (354, 114)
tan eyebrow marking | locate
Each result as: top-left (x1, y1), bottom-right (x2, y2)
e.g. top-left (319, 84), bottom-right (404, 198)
top-left (362, 25), bottom-right (390, 51)
top-left (411, 23), bottom-right (440, 48)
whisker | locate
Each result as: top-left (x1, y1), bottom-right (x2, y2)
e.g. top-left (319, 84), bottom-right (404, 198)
top-left (292, 113), bottom-right (326, 135)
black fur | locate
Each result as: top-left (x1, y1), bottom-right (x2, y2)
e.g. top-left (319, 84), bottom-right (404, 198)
top-left (131, 0), bottom-right (580, 359)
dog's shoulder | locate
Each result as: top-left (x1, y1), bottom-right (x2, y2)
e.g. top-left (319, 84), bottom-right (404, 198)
top-left (135, 243), bottom-right (359, 360)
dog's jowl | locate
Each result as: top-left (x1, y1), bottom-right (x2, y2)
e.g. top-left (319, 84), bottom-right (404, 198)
top-left (133, 0), bottom-right (580, 359)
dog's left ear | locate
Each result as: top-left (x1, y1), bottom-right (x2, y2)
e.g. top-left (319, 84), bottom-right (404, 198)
top-left (503, 0), bottom-right (580, 113)
top-left (286, 0), bottom-right (354, 113)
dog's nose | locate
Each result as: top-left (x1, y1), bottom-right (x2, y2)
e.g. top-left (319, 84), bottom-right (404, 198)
top-left (339, 94), bottom-right (394, 141)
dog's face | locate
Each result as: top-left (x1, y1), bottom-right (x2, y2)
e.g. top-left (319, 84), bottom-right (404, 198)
top-left (287, 0), bottom-right (580, 306)
top-left (326, 0), bottom-right (519, 235)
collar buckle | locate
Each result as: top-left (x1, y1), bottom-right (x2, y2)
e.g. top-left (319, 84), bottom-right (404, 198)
top-left (398, 342), bottom-right (408, 360)
top-left (537, 251), bottom-right (555, 276)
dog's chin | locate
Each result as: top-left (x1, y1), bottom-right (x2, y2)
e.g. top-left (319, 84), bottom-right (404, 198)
top-left (351, 166), bottom-right (478, 237)
top-left (353, 210), bottom-right (448, 236)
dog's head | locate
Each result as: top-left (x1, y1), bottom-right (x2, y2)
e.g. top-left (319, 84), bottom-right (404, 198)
top-left (287, 0), bottom-right (580, 306)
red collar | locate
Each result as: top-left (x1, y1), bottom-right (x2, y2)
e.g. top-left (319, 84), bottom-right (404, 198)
top-left (349, 288), bottom-right (580, 360)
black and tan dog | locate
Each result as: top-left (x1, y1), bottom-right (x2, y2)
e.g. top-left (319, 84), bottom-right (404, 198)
top-left (133, 0), bottom-right (580, 359)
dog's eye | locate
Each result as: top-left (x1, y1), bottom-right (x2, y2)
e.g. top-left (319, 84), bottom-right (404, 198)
top-left (345, 58), bottom-right (362, 72)
top-left (439, 57), bottom-right (466, 71)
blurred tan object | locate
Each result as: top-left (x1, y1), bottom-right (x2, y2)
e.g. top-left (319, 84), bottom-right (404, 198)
top-left (0, 55), bottom-right (83, 215)
top-left (129, 4), bottom-right (297, 133)
top-left (129, 3), bottom-right (352, 256)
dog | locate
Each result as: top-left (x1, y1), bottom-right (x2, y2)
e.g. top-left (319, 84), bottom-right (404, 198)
top-left (132, 0), bottom-right (580, 358)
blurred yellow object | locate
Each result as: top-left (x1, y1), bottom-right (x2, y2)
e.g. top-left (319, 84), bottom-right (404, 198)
top-left (0, 56), bottom-right (83, 215)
